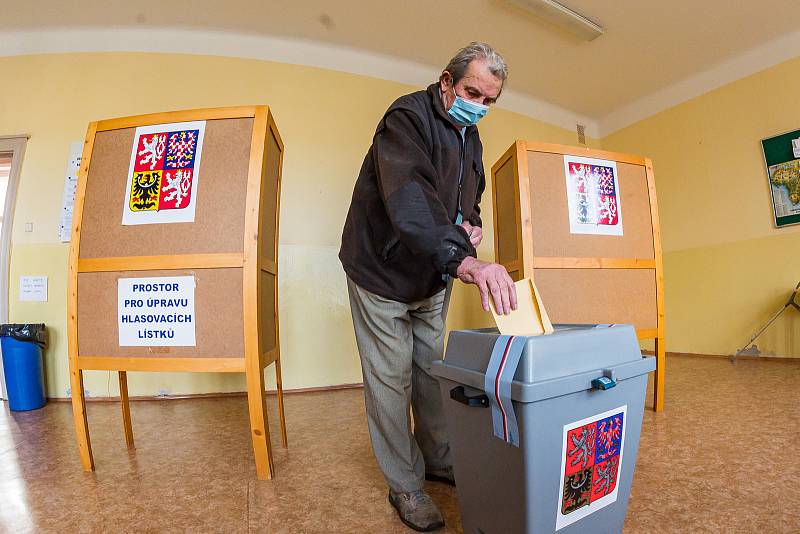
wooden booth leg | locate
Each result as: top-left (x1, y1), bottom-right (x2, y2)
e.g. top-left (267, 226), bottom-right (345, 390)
top-left (275, 356), bottom-right (288, 448)
top-left (246, 365), bottom-right (274, 480)
top-left (118, 371), bottom-right (135, 449)
top-left (653, 337), bottom-right (666, 412)
top-left (69, 367), bottom-right (95, 471)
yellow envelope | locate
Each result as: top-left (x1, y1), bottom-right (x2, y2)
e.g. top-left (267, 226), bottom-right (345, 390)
top-left (489, 277), bottom-right (554, 336)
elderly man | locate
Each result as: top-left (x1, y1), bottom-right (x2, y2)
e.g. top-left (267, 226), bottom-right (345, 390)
top-left (339, 42), bottom-right (517, 531)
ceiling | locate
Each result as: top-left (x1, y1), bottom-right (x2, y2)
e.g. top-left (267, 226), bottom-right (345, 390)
top-left (3, 0), bottom-right (800, 136)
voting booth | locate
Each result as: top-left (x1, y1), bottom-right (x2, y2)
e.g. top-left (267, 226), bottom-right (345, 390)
top-left (67, 106), bottom-right (287, 479)
top-left (491, 141), bottom-right (665, 411)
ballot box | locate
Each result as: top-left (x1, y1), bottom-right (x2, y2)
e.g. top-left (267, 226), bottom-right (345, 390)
top-left (431, 325), bottom-right (655, 534)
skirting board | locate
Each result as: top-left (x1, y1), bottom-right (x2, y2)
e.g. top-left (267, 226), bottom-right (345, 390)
top-left (35, 350), bottom-right (800, 404)
top-left (47, 382), bottom-right (364, 403)
top-left (642, 350), bottom-right (800, 362)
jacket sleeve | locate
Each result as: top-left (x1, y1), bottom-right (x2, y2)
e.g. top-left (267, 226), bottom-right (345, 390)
top-left (373, 108), bottom-right (476, 277)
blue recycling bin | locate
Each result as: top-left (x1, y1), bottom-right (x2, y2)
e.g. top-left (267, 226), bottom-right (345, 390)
top-left (1, 324), bottom-right (47, 411)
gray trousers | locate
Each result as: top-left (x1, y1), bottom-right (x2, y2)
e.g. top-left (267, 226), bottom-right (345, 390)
top-left (347, 277), bottom-right (452, 493)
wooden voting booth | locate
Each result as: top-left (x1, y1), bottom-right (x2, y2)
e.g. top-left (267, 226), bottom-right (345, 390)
top-left (68, 106), bottom-right (287, 479)
top-left (491, 141), bottom-right (665, 412)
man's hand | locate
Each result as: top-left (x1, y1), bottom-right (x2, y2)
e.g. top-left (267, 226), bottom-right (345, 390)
top-left (459, 221), bottom-right (483, 247)
top-left (456, 256), bottom-right (517, 314)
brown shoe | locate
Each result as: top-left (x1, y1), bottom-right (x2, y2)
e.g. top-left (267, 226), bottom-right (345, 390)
top-left (388, 489), bottom-right (445, 532)
top-left (425, 466), bottom-right (456, 487)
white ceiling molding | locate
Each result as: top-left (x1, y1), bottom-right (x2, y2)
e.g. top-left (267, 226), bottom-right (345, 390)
top-left (597, 29), bottom-right (800, 137)
top-left (0, 27), bottom-right (599, 138)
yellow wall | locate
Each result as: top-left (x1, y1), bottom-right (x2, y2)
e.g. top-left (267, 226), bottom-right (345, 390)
top-left (603, 56), bottom-right (800, 357)
top-left (0, 52), bottom-right (593, 398)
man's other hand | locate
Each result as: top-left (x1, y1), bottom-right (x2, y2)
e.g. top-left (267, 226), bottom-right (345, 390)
top-left (456, 256), bottom-right (517, 314)
top-left (459, 221), bottom-right (483, 247)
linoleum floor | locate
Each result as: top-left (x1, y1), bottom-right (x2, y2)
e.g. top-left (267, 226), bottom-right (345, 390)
top-left (0, 355), bottom-right (798, 533)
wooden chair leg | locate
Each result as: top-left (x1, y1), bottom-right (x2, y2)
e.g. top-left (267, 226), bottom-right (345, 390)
top-left (69, 367), bottom-right (94, 471)
top-left (275, 356), bottom-right (288, 448)
top-left (119, 371), bottom-right (135, 449)
top-left (653, 337), bottom-right (666, 412)
top-left (246, 366), bottom-right (274, 480)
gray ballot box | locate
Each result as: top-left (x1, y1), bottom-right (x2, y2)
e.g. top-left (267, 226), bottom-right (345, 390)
top-left (431, 325), bottom-right (656, 534)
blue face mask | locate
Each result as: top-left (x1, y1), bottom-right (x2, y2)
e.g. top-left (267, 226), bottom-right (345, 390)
top-left (447, 86), bottom-right (489, 126)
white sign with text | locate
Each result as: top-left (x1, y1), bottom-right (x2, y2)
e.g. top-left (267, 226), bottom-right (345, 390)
top-left (118, 276), bottom-right (196, 346)
top-left (20, 276), bottom-right (48, 302)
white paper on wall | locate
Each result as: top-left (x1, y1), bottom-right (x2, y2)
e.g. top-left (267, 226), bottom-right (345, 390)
top-left (59, 141), bottom-right (83, 242)
top-left (19, 276), bottom-right (48, 302)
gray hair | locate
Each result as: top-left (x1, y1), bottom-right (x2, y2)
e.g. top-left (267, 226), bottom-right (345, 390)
top-left (442, 42), bottom-right (508, 85)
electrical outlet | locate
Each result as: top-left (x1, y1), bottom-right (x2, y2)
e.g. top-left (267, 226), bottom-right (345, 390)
top-left (24, 223), bottom-right (33, 232)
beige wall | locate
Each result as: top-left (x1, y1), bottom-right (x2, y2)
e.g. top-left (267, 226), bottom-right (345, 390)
top-left (603, 56), bottom-right (800, 357)
top-left (6, 50), bottom-right (798, 401)
top-left (0, 52), bottom-right (593, 398)
top-left (6, 50), bottom-right (798, 402)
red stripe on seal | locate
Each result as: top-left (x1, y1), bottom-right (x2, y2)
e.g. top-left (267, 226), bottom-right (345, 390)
top-left (494, 336), bottom-right (515, 442)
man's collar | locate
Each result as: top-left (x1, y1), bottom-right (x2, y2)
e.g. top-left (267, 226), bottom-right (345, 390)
top-left (427, 83), bottom-right (477, 135)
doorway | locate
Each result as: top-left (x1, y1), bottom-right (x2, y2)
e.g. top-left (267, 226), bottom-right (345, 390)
top-left (0, 136), bottom-right (26, 400)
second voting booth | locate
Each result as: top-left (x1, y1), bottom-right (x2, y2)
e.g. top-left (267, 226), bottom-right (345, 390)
top-left (491, 141), bottom-right (665, 411)
top-left (68, 106), bottom-right (286, 480)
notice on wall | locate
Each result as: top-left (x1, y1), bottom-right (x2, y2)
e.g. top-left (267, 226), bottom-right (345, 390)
top-left (19, 276), bottom-right (48, 302)
top-left (58, 141), bottom-right (83, 242)
top-left (792, 138), bottom-right (800, 158)
top-left (556, 405), bottom-right (627, 530)
top-left (118, 276), bottom-right (196, 346)
top-left (122, 121), bottom-right (206, 226)
top-left (763, 129), bottom-right (800, 228)
top-left (564, 155), bottom-right (623, 236)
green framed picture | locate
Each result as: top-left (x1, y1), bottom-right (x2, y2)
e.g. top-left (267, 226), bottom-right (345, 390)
top-left (762, 128), bottom-right (800, 228)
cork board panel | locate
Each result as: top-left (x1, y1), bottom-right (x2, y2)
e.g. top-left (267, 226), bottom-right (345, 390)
top-left (533, 268), bottom-right (657, 329)
top-left (259, 129), bottom-right (282, 263)
top-left (77, 268), bottom-right (244, 358)
top-left (526, 152), bottom-right (654, 259)
top-left (79, 118), bottom-right (254, 258)
top-left (493, 157), bottom-right (520, 265)
top-left (259, 271), bottom-right (277, 355)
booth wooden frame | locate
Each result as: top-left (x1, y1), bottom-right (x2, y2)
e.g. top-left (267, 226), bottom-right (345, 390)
top-left (490, 140), bottom-right (665, 412)
top-left (67, 106), bottom-right (287, 479)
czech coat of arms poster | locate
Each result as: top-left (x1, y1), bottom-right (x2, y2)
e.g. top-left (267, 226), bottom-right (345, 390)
top-left (556, 405), bottom-right (627, 530)
top-left (122, 120), bottom-right (206, 225)
top-left (564, 155), bottom-right (623, 236)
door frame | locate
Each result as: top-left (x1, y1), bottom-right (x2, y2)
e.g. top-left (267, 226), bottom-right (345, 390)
top-left (0, 135), bottom-right (28, 400)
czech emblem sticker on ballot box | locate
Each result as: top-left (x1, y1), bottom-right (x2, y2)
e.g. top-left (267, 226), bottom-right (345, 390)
top-left (122, 120), bottom-right (206, 225)
top-left (118, 276), bottom-right (196, 346)
top-left (556, 405), bottom-right (627, 530)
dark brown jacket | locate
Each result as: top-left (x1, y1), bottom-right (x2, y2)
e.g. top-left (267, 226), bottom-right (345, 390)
top-left (339, 83), bottom-right (486, 302)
